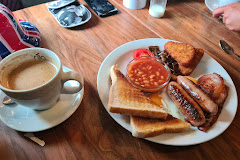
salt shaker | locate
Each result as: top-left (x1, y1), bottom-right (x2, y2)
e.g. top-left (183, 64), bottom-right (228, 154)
top-left (149, 0), bottom-right (167, 18)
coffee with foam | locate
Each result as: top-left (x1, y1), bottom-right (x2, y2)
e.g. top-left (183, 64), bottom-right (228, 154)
top-left (2, 60), bottom-right (57, 90)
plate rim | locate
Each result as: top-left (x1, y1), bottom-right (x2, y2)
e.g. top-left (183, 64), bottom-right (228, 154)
top-left (97, 38), bottom-right (238, 146)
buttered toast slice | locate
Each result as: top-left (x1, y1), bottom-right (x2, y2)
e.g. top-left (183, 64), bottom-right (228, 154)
top-left (130, 115), bottom-right (190, 138)
top-left (108, 65), bottom-right (168, 119)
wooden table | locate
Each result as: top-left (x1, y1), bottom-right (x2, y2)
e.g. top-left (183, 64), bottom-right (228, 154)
top-left (1, 0), bottom-right (240, 159)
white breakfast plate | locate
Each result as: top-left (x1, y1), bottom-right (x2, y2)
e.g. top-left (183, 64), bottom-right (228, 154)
top-left (205, 0), bottom-right (219, 12)
top-left (0, 66), bottom-right (84, 132)
top-left (97, 38), bottom-right (238, 146)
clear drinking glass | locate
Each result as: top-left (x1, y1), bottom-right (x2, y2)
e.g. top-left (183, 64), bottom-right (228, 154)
top-left (149, 0), bottom-right (167, 18)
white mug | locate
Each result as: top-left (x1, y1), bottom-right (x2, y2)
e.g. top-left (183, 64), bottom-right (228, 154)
top-left (123, 0), bottom-right (147, 9)
top-left (0, 48), bottom-right (84, 110)
top-left (219, 0), bottom-right (240, 7)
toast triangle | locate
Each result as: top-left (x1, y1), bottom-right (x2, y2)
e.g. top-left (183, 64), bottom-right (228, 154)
top-left (130, 115), bottom-right (190, 138)
top-left (108, 65), bottom-right (167, 119)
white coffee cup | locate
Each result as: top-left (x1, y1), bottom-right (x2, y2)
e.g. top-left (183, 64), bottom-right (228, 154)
top-left (219, 0), bottom-right (240, 7)
top-left (123, 0), bottom-right (147, 9)
top-left (0, 48), bottom-right (84, 110)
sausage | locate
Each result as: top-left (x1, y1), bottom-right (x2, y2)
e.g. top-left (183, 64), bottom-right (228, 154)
top-left (177, 76), bottom-right (218, 116)
top-left (167, 82), bottom-right (206, 127)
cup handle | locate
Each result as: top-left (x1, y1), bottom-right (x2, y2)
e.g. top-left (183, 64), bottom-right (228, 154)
top-left (61, 71), bottom-right (84, 94)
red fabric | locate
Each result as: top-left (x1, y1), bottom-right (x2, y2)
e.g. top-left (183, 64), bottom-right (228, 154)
top-left (0, 0), bottom-right (23, 11)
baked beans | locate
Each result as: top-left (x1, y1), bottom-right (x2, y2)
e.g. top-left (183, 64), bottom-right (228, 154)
top-left (128, 59), bottom-right (168, 88)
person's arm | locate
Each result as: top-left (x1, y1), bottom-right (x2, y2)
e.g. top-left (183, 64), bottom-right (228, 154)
top-left (213, 3), bottom-right (240, 31)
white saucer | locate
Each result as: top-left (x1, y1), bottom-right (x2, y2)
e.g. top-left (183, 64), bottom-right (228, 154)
top-left (0, 66), bottom-right (84, 132)
top-left (205, 0), bottom-right (219, 12)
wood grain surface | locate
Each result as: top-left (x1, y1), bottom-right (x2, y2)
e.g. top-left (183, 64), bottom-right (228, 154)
top-left (1, 0), bottom-right (240, 159)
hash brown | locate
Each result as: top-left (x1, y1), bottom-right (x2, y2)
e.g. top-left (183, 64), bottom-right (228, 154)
top-left (178, 48), bottom-right (204, 75)
top-left (164, 41), bottom-right (195, 67)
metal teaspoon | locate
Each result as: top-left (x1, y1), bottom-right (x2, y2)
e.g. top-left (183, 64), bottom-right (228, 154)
top-left (2, 96), bottom-right (15, 105)
top-left (219, 40), bottom-right (240, 59)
